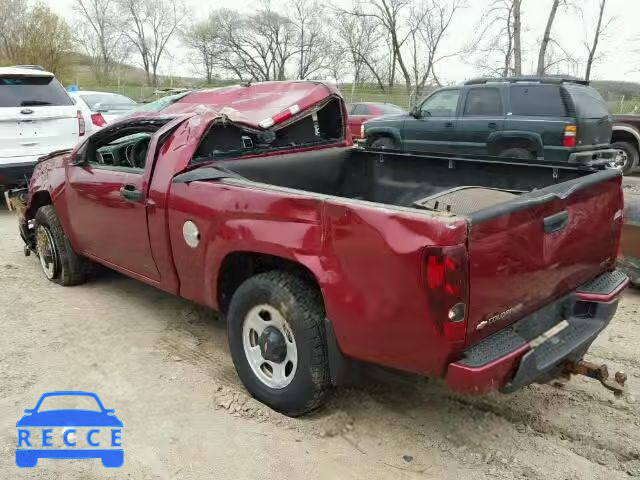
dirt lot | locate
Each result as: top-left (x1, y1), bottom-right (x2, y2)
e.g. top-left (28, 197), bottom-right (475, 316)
top-left (0, 208), bottom-right (639, 479)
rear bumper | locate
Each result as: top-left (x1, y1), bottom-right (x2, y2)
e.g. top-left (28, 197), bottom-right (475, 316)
top-left (446, 270), bottom-right (629, 395)
top-left (567, 148), bottom-right (618, 166)
top-left (0, 159), bottom-right (38, 187)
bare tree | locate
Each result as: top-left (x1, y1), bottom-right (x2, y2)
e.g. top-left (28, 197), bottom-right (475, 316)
top-left (290, 0), bottom-right (330, 79)
top-left (74, 0), bottom-right (128, 82)
top-left (216, 5), bottom-right (296, 82)
top-left (182, 17), bottom-right (223, 83)
top-left (512, 0), bottom-right (522, 75)
top-left (334, 10), bottom-right (387, 89)
top-left (537, 0), bottom-right (562, 75)
top-left (585, 0), bottom-right (609, 82)
top-left (471, 0), bottom-right (522, 77)
top-left (0, 2), bottom-right (73, 75)
top-left (344, 0), bottom-right (414, 92)
top-left (0, 0), bottom-right (29, 63)
top-left (407, 0), bottom-right (465, 98)
top-left (118, 0), bottom-right (188, 86)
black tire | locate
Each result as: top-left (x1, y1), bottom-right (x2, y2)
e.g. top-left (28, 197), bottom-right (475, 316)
top-left (611, 141), bottom-right (639, 175)
top-left (34, 205), bottom-right (88, 286)
top-left (227, 271), bottom-right (330, 416)
top-left (498, 147), bottom-right (536, 160)
top-left (370, 136), bottom-right (397, 150)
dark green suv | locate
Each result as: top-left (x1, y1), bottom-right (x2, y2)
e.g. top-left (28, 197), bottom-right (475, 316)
top-left (364, 77), bottom-right (618, 166)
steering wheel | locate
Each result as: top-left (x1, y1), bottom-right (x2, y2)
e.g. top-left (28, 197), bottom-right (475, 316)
top-left (124, 144), bottom-right (136, 168)
top-left (132, 139), bottom-right (149, 169)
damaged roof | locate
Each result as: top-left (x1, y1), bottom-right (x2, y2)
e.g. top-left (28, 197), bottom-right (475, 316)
top-left (160, 81), bottom-right (341, 129)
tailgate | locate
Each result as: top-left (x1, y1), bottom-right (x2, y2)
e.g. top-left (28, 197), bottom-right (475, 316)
top-left (466, 170), bottom-right (623, 344)
top-left (0, 73), bottom-right (78, 159)
top-left (0, 106), bottom-right (79, 159)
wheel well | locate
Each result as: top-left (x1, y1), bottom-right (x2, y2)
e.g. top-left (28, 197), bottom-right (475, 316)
top-left (489, 138), bottom-right (537, 156)
top-left (611, 130), bottom-right (640, 151)
top-left (366, 132), bottom-right (395, 146)
top-left (28, 191), bottom-right (52, 219)
top-left (217, 252), bottom-right (321, 314)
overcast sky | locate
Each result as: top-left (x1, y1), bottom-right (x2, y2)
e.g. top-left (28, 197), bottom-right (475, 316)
top-left (43, 0), bottom-right (640, 83)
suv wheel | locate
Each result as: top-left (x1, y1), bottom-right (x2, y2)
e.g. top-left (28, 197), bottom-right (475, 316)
top-left (370, 137), bottom-right (397, 150)
top-left (610, 141), bottom-right (639, 175)
top-left (498, 147), bottom-right (535, 160)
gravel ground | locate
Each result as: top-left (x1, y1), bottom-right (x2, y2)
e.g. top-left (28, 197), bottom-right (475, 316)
top-left (0, 208), bottom-right (639, 479)
top-left (624, 174), bottom-right (640, 194)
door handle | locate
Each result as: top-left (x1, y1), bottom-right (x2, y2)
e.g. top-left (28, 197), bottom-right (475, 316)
top-left (544, 210), bottom-right (569, 234)
top-left (120, 184), bottom-right (143, 203)
top-left (488, 122), bottom-right (497, 129)
top-left (445, 122), bottom-right (454, 128)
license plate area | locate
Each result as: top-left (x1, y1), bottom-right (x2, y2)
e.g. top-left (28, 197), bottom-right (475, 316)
top-left (17, 120), bottom-right (39, 138)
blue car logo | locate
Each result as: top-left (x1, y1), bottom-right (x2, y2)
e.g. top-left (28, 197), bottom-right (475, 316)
top-left (16, 391), bottom-right (123, 468)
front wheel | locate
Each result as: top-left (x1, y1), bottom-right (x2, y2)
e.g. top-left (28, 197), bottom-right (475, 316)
top-left (34, 205), bottom-right (88, 286)
top-left (227, 271), bottom-right (330, 416)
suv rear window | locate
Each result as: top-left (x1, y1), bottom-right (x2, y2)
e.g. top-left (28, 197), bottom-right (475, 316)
top-left (564, 85), bottom-right (609, 118)
top-left (0, 75), bottom-right (73, 108)
top-left (509, 85), bottom-right (567, 117)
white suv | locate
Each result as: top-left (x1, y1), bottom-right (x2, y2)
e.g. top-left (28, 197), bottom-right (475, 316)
top-left (0, 67), bottom-right (83, 187)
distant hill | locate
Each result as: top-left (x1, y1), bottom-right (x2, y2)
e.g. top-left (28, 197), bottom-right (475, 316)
top-left (60, 53), bottom-right (201, 89)
top-left (592, 80), bottom-right (640, 98)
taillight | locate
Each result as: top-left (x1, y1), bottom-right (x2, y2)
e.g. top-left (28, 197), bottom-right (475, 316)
top-left (360, 123), bottom-right (365, 138)
top-left (563, 124), bottom-right (577, 147)
top-left (259, 104), bottom-right (301, 129)
top-left (423, 245), bottom-right (469, 342)
top-left (91, 113), bottom-right (106, 127)
top-left (77, 110), bottom-right (85, 137)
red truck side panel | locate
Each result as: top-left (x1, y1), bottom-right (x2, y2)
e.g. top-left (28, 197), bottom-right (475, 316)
top-left (167, 179), bottom-right (469, 376)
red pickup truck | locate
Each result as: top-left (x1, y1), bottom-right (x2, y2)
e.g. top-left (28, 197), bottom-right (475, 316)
top-left (12, 81), bottom-right (629, 416)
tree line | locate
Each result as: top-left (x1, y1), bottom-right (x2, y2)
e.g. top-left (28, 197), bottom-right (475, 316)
top-left (0, 0), bottom-right (615, 95)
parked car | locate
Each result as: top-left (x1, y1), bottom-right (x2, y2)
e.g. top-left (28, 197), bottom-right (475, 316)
top-left (364, 76), bottom-right (617, 167)
top-left (10, 80), bottom-right (629, 416)
top-left (70, 91), bottom-right (138, 134)
top-left (127, 90), bottom-right (191, 116)
top-left (621, 193), bottom-right (640, 287)
top-left (611, 114), bottom-right (640, 173)
top-left (347, 102), bottom-right (406, 139)
top-left (0, 67), bottom-right (82, 187)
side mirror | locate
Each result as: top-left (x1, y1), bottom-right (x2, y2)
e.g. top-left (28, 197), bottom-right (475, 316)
top-left (104, 409), bottom-right (115, 415)
top-left (410, 106), bottom-right (421, 118)
top-left (24, 409), bottom-right (34, 414)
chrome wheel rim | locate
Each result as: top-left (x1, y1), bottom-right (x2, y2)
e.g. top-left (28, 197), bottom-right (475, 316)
top-left (608, 150), bottom-right (627, 170)
top-left (36, 225), bottom-right (58, 280)
top-left (242, 304), bottom-right (298, 389)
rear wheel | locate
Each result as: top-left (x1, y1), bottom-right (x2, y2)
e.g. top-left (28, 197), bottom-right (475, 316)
top-left (498, 147), bottom-right (536, 160)
top-left (34, 205), bottom-right (88, 286)
top-left (370, 136), bottom-right (397, 150)
top-left (227, 271), bottom-right (330, 416)
top-left (610, 141), bottom-right (639, 175)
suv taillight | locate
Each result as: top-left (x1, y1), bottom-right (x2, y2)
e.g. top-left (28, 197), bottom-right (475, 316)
top-left (423, 245), bottom-right (469, 342)
top-left (563, 124), bottom-right (577, 147)
top-left (77, 110), bottom-right (85, 137)
top-left (91, 113), bottom-right (106, 127)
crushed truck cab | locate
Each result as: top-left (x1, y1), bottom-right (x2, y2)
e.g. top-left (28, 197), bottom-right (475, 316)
top-left (12, 80), bottom-right (629, 416)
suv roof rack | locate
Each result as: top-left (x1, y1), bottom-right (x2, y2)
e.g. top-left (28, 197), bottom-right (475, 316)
top-left (464, 76), bottom-right (589, 86)
top-left (12, 65), bottom-right (46, 71)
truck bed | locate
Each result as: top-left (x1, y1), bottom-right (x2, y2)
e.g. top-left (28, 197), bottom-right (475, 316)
top-left (197, 147), bottom-right (604, 216)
